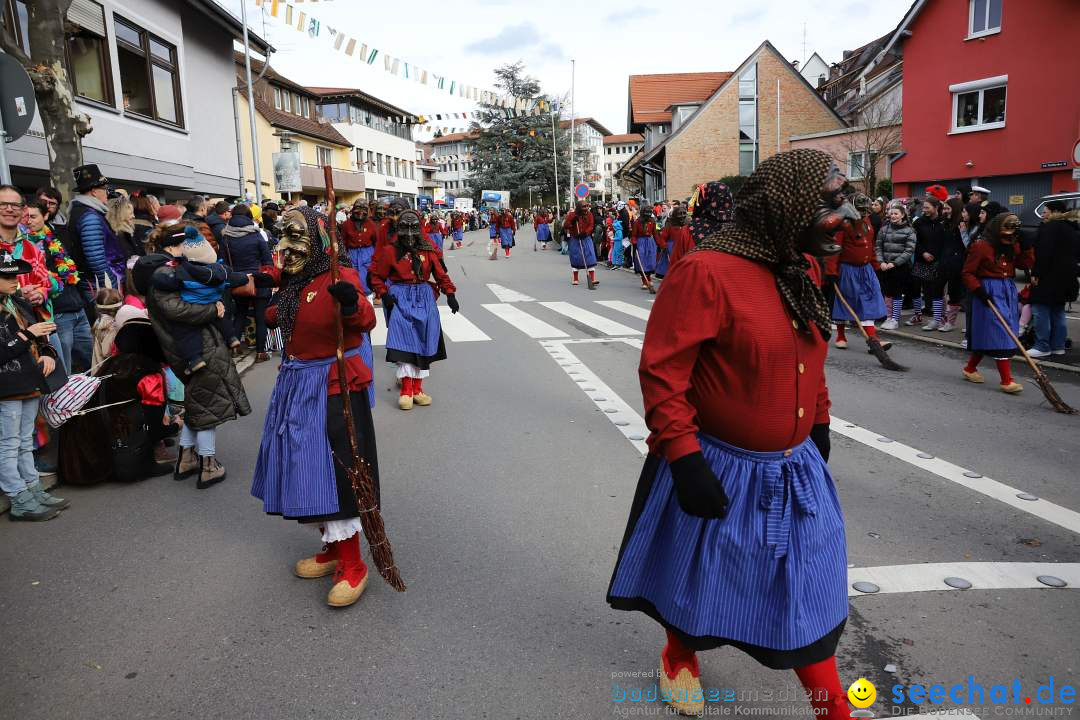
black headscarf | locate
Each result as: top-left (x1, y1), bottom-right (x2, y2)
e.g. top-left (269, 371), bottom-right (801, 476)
top-left (693, 149), bottom-right (833, 338)
top-left (276, 206), bottom-right (351, 344)
top-left (690, 181), bottom-right (735, 245)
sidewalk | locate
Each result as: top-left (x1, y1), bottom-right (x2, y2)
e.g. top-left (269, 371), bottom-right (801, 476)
top-left (0, 353), bottom-right (257, 516)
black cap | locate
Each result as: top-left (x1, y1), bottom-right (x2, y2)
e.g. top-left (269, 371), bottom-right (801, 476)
top-left (73, 164), bottom-right (109, 193)
top-left (0, 249), bottom-right (33, 277)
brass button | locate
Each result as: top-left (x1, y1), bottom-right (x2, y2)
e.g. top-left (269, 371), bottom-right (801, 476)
top-left (798, 363), bottom-right (805, 374)
top-left (784, 449), bottom-right (793, 457)
top-left (798, 407), bottom-right (805, 418)
top-left (792, 320), bottom-right (799, 329)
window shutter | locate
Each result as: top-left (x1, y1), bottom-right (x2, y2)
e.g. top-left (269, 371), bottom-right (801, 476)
top-left (67, 0), bottom-right (107, 37)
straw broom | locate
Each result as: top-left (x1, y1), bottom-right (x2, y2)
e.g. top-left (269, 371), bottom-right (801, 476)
top-left (985, 297), bottom-right (1076, 414)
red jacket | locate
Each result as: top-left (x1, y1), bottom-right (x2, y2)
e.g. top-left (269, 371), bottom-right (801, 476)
top-left (640, 251), bottom-right (830, 462)
top-left (962, 240), bottom-right (1034, 292)
top-left (369, 245), bottom-right (457, 299)
top-left (338, 217), bottom-right (379, 250)
top-left (661, 225), bottom-right (694, 266)
top-left (824, 217), bottom-right (876, 275)
top-left (631, 220), bottom-right (658, 244)
top-left (563, 210), bottom-right (594, 238)
top-left (264, 267), bottom-right (375, 395)
top-left (499, 213), bottom-right (517, 231)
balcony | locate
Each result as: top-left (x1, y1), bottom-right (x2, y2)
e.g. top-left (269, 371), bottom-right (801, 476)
top-left (300, 164), bottom-right (365, 193)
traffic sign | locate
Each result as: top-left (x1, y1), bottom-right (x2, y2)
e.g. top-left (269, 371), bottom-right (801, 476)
top-left (574, 183), bottom-right (589, 199)
top-left (0, 52), bottom-right (35, 142)
top-left (1073, 139), bottom-right (1080, 166)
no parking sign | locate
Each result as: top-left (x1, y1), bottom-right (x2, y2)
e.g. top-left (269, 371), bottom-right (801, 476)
top-left (574, 183), bottom-right (589, 200)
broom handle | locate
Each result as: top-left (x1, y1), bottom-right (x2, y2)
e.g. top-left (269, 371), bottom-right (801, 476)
top-left (834, 288), bottom-right (872, 341)
top-left (986, 298), bottom-right (1045, 378)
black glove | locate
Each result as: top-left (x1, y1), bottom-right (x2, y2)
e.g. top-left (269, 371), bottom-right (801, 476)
top-left (327, 281), bottom-right (359, 316)
top-left (810, 423), bottom-right (831, 464)
top-left (382, 293), bottom-right (397, 314)
top-left (669, 451), bottom-right (729, 520)
top-left (446, 293), bottom-right (460, 314)
top-left (252, 272), bottom-right (276, 288)
top-left (972, 286), bottom-right (990, 305)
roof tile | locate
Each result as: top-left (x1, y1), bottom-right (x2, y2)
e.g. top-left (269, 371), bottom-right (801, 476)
top-left (628, 72), bottom-right (731, 125)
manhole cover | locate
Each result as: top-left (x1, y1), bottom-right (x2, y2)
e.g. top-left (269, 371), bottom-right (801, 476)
top-left (852, 582), bottom-right (880, 594)
top-left (1017, 493), bottom-right (1039, 501)
top-left (944, 577), bottom-right (972, 590)
top-left (962, 471), bottom-right (982, 478)
top-left (877, 437), bottom-right (893, 444)
top-left (1037, 575), bottom-right (1067, 588)
top-left (917, 452), bottom-right (934, 459)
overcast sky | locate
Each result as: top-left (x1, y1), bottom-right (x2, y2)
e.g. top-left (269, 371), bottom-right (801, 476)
top-left (214, 0), bottom-right (903, 139)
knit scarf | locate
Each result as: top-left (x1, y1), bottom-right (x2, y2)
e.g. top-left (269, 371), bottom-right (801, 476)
top-left (693, 149), bottom-right (833, 338)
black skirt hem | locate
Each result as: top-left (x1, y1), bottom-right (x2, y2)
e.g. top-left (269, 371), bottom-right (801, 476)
top-left (385, 333), bottom-right (447, 369)
top-left (606, 594), bottom-right (845, 670)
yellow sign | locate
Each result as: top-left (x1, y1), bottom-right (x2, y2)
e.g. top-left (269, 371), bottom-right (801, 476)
top-left (848, 678), bottom-right (877, 708)
top-left (1009, 195), bottom-right (1024, 205)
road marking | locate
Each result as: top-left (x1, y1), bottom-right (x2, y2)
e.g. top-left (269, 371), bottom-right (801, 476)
top-left (831, 415), bottom-right (1080, 535)
top-left (541, 339), bottom-right (649, 455)
top-left (486, 283), bottom-right (536, 302)
top-left (539, 301), bottom-right (643, 336)
top-left (482, 303), bottom-right (569, 338)
top-left (848, 562), bottom-right (1078, 597)
top-left (371, 305), bottom-right (388, 346)
top-left (438, 306), bottom-right (491, 342)
top-left (595, 300), bottom-right (652, 321)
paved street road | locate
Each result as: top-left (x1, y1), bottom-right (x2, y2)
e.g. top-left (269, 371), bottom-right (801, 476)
top-left (3, 228), bottom-right (1079, 719)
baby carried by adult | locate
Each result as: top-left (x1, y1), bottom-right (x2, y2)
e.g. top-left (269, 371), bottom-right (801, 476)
top-left (151, 225), bottom-right (250, 374)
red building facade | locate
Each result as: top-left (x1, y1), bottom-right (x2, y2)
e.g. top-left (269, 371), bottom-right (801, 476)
top-left (891, 0), bottom-right (1080, 210)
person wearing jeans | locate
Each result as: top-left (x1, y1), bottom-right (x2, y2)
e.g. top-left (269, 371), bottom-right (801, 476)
top-left (53, 308), bottom-right (92, 373)
top-left (1027, 201), bottom-right (1079, 358)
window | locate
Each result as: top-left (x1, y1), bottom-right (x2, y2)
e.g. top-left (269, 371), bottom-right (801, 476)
top-left (737, 64), bottom-right (758, 176)
top-left (66, 0), bottom-right (112, 104)
top-left (114, 16), bottom-right (182, 125)
top-left (409, 162), bottom-right (415, 180)
top-left (2, 0), bottom-right (30, 56)
top-left (316, 146), bottom-right (334, 167)
top-left (376, 153), bottom-right (383, 174)
top-left (274, 87), bottom-right (282, 110)
top-left (356, 148), bottom-right (363, 169)
top-left (366, 150), bottom-right (374, 172)
top-left (968, 0), bottom-right (1002, 38)
top-left (951, 76), bottom-right (1007, 132)
top-left (847, 152), bottom-right (877, 180)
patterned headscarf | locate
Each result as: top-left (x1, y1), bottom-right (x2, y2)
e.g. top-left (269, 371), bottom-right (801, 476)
top-left (690, 181), bottom-right (735, 245)
top-left (694, 149), bottom-right (834, 338)
top-left (276, 206), bottom-right (352, 344)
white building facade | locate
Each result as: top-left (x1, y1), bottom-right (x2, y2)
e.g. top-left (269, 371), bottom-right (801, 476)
top-left (311, 88), bottom-right (419, 205)
top-left (602, 134), bottom-right (644, 200)
top-left (428, 132), bottom-right (477, 196)
top-left (561, 118), bottom-right (612, 200)
top-left (5, 0), bottom-right (269, 198)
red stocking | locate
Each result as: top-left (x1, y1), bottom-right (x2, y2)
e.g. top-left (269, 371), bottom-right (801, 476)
top-left (835, 325), bottom-right (847, 342)
top-left (965, 353), bottom-right (984, 373)
top-left (571, 270), bottom-right (579, 284)
top-left (414, 378), bottom-right (425, 396)
top-left (795, 656), bottom-right (852, 719)
top-left (864, 325), bottom-right (878, 339)
top-left (588, 269), bottom-right (597, 284)
top-left (995, 358), bottom-right (1014, 385)
top-left (330, 532), bottom-right (368, 589)
top-left (661, 628), bottom-right (700, 679)
top-left (399, 376), bottom-right (414, 398)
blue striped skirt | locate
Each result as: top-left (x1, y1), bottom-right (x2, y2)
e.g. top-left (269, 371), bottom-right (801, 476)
top-left (536, 223), bottom-right (552, 244)
top-left (251, 349), bottom-right (360, 518)
top-left (489, 224), bottom-right (498, 239)
top-left (634, 236), bottom-right (658, 274)
top-left (347, 245), bottom-right (375, 294)
top-left (429, 232), bottom-right (444, 251)
top-left (386, 283), bottom-right (441, 358)
top-left (655, 248), bottom-right (670, 277)
top-left (832, 262), bottom-right (887, 322)
top-left (452, 228), bottom-right (464, 242)
top-left (969, 277), bottom-right (1018, 355)
top-left (567, 234), bottom-right (597, 269)
top-left (358, 332), bottom-right (375, 409)
top-left (608, 433), bottom-right (848, 654)
top-left (498, 226), bottom-right (515, 248)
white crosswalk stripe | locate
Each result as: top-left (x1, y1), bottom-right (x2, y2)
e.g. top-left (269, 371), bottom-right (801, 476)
top-left (482, 303), bottom-right (569, 338)
top-left (486, 283), bottom-right (536, 302)
top-left (538, 301), bottom-right (643, 336)
top-left (595, 300), bottom-right (652, 322)
top-left (438, 306), bottom-right (491, 342)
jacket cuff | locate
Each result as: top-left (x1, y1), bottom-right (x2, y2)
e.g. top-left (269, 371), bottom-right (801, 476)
top-left (664, 434), bottom-right (702, 464)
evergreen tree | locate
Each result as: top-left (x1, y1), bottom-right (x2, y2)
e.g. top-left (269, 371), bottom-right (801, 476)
top-left (468, 62), bottom-right (576, 210)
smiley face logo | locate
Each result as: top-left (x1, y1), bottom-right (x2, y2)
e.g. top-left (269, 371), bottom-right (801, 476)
top-left (848, 678), bottom-right (877, 708)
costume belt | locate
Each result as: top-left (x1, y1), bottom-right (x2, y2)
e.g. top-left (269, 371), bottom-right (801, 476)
top-left (758, 456), bottom-right (819, 559)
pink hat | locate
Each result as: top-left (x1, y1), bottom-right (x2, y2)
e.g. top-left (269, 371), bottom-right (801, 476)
top-left (157, 205), bottom-right (182, 223)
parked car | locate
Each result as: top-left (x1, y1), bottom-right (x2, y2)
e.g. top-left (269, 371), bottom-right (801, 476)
top-left (1018, 191), bottom-right (1080, 245)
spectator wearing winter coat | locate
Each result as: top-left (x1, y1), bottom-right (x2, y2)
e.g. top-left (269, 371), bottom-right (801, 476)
top-left (205, 201), bottom-right (231, 245)
top-left (107, 193), bottom-right (138, 259)
top-left (939, 197), bottom-right (967, 332)
top-left (219, 205), bottom-right (273, 361)
top-left (1027, 201), bottom-right (1080, 358)
top-left (132, 193), bottom-right (158, 255)
top-left (67, 164), bottom-right (127, 291)
top-left (0, 249), bottom-right (67, 521)
top-left (876, 205), bottom-right (917, 330)
top-left (911, 198), bottom-right (948, 330)
top-left (181, 195), bottom-right (219, 252)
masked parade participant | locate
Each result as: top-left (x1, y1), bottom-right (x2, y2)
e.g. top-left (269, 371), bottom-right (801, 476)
top-left (373, 202), bottom-right (390, 250)
top-left (825, 193), bottom-right (889, 351)
top-left (498, 208), bottom-right (517, 258)
top-left (250, 206), bottom-right (379, 609)
top-left (534, 207), bottom-right (553, 250)
top-left (450, 211), bottom-right (465, 249)
top-left (961, 212), bottom-right (1033, 394)
top-left (563, 200), bottom-right (598, 287)
top-left (338, 199), bottom-right (379, 294)
top-left (423, 213), bottom-right (444, 253)
top-left (631, 205), bottom-right (661, 289)
top-left (486, 209), bottom-right (499, 259)
top-left (658, 205), bottom-right (691, 273)
top-left (607, 149), bottom-right (859, 718)
top-left (370, 209), bottom-right (459, 411)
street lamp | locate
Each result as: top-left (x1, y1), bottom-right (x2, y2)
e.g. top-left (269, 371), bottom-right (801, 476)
top-left (274, 130), bottom-right (300, 203)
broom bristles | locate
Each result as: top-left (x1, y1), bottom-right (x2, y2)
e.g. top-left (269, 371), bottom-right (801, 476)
top-left (1033, 372), bottom-right (1078, 415)
top-left (342, 458), bottom-right (408, 592)
top-left (866, 336), bottom-right (907, 372)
